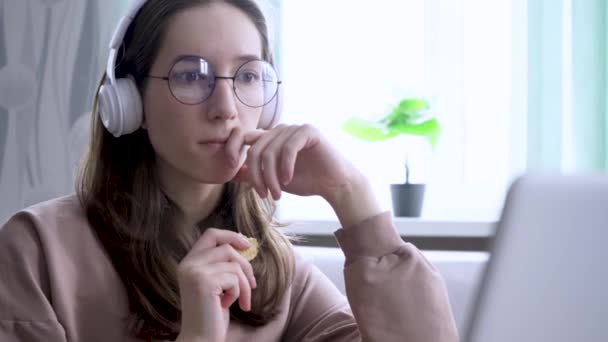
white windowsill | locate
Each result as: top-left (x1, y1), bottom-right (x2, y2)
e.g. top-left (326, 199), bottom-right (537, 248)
top-left (282, 218), bottom-right (497, 238)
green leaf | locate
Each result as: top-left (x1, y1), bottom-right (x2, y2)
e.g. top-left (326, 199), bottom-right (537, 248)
top-left (383, 98), bottom-right (430, 124)
top-left (387, 118), bottom-right (441, 148)
top-left (341, 118), bottom-right (399, 142)
top-left (397, 98), bottom-right (430, 113)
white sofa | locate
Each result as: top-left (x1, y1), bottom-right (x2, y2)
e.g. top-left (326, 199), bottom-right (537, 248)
top-left (293, 246), bottom-right (489, 333)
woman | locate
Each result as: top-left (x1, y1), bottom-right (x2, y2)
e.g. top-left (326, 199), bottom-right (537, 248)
top-left (0, 0), bottom-right (458, 341)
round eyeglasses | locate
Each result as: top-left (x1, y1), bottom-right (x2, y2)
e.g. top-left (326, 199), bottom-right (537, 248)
top-left (146, 56), bottom-right (281, 108)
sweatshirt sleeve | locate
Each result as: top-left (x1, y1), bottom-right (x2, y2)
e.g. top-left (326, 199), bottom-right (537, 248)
top-left (0, 213), bottom-right (67, 341)
top-left (283, 212), bottom-right (459, 342)
top-left (335, 211), bottom-right (459, 342)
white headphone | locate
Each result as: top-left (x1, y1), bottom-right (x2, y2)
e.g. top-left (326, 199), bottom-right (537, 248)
top-left (98, 0), bottom-right (283, 137)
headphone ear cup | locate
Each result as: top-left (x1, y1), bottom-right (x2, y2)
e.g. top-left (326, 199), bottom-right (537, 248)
top-left (98, 78), bottom-right (143, 137)
top-left (258, 85), bottom-right (283, 130)
top-left (116, 78), bottom-right (143, 135)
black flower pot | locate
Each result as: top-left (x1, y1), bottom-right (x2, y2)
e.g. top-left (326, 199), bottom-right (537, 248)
top-left (390, 183), bottom-right (426, 217)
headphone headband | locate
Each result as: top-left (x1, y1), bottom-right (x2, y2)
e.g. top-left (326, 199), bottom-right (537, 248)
top-left (106, 0), bottom-right (149, 83)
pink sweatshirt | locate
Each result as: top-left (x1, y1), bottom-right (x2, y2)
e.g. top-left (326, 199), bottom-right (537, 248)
top-left (0, 195), bottom-right (458, 341)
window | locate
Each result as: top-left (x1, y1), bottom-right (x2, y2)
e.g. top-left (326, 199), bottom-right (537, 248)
top-left (277, 0), bottom-right (527, 221)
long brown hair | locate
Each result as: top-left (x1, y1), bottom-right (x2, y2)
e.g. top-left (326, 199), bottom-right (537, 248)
top-left (77, 0), bottom-right (294, 339)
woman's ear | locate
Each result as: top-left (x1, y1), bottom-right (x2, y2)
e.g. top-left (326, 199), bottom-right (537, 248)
top-left (127, 74), bottom-right (147, 129)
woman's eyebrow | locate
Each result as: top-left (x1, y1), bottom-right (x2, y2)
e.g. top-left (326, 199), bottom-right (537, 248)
top-left (234, 54), bottom-right (262, 62)
top-left (166, 54), bottom-right (262, 66)
top-left (168, 54), bottom-right (200, 65)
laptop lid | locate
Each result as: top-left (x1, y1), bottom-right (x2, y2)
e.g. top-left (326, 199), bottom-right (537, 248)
top-left (464, 174), bottom-right (608, 342)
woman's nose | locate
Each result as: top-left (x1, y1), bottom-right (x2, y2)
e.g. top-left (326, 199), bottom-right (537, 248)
top-left (206, 78), bottom-right (238, 121)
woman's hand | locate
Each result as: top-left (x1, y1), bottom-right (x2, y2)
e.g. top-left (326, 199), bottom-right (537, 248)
top-left (176, 228), bottom-right (256, 342)
top-left (227, 124), bottom-right (383, 228)
top-left (227, 124), bottom-right (359, 201)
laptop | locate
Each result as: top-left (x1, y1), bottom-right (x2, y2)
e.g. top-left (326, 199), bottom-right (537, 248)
top-left (463, 173), bottom-right (608, 342)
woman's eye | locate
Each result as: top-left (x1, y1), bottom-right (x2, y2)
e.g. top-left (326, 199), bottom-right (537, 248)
top-left (237, 71), bottom-right (260, 83)
top-left (174, 71), bottom-right (205, 82)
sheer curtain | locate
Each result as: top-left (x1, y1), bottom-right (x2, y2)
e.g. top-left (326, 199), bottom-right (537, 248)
top-left (0, 0), bottom-right (123, 223)
top-left (527, 0), bottom-right (607, 172)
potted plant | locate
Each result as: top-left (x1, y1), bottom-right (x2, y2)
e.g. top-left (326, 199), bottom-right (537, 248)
top-left (341, 97), bottom-right (440, 217)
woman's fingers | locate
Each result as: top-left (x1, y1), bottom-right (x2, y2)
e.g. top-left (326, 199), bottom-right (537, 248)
top-left (244, 125), bottom-right (287, 198)
top-left (225, 127), bottom-right (245, 167)
top-left (197, 243), bottom-right (256, 290)
top-left (225, 127), bottom-right (266, 168)
top-left (242, 125), bottom-right (308, 200)
top-left (264, 126), bottom-right (301, 197)
top-left (259, 126), bottom-right (299, 200)
top-left (242, 129), bottom-right (266, 146)
top-left (179, 243), bottom-right (256, 312)
top-left (186, 229), bottom-right (257, 288)
top-left (191, 228), bottom-right (250, 252)
top-left (216, 273), bottom-right (240, 309)
top-left (236, 125), bottom-right (321, 200)
top-left (279, 125), bottom-right (317, 186)
top-left (210, 263), bottom-right (252, 311)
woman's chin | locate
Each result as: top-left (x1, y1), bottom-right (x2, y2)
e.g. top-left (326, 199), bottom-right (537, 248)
top-left (201, 163), bottom-right (241, 184)
top-left (186, 152), bottom-right (244, 184)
